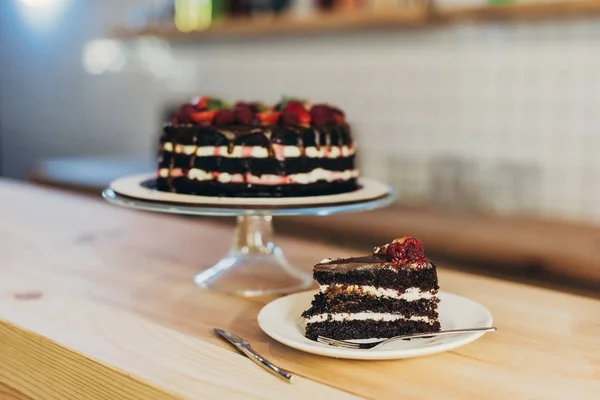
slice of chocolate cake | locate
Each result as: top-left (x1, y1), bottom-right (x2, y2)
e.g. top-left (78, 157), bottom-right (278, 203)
top-left (301, 236), bottom-right (440, 341)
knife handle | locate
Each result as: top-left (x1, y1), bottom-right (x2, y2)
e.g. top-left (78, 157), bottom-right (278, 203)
top-left (238, 345), bottom-right (295, 383)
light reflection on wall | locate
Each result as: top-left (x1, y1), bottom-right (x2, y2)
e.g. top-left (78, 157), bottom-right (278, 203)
top-left (15, 0), bottom-right (70, 30)
top-left (82, 39), bottom-right (126, 75)
top-left (81, 37), bottom-right (197, 92)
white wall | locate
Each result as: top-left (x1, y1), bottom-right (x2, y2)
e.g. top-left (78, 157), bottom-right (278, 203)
top-left (2, 1), bottom-right (600, 223)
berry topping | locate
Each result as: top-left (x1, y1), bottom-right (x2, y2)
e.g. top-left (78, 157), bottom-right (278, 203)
top-left (234, 104), bottom-right (255, 124)
top-left (332, 107), bottom-right (345, 124)
top-left (283, 101), bottom-right (311, 126)
top-left (214, 109), bottom-right (235, 125)
top-left (374, 236), bottom-right (426, 265)
top-left (235, 101), bottom-right (268, 113)
top-left (169, 96), bottom-right (345, 127)
top-left (206, 98), bottom-right (231, 110)
top-left (281, 110), bottom-right (299, 125)
top-left (189, 110), bottom-right (218, 124)
top-left (171, 104), bottom-right (197, 124)
top-left (256, 111), bottom-right (282, 125)
top-left (310, 104), bottom-right (336, 126)
top-left (192, 96), bottom-right (210, 110)
top-left (283, 101), bottom-right (306, 113)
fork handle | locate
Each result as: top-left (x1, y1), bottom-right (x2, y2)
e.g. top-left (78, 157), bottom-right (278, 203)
top-left (385, 326), bottom-right (497, 344)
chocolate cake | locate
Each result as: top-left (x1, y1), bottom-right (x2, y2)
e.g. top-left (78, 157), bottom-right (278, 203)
top-left (301, 236), bottom-right (441, 340)
top-left (156, 96), bottom-right (358, 197)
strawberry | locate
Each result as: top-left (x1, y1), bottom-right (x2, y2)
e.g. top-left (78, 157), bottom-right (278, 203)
top-left (282, 101), bottom-right (311, 126)
top-left (192, 96), bottom-right (210, 110)
top-left (256, 111), bottom-right (282, 125)
top-left (189, 110), bottom-right (218, 124)
top-left (297, 108), bottom-right (311, 126)
top-left (283, 101), bottom-right (306, 113)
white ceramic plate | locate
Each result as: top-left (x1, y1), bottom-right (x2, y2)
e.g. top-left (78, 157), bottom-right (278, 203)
top-left (257, 290), bottom-right (493, 360)
top-left (109, 173), bottom-right (391, 208)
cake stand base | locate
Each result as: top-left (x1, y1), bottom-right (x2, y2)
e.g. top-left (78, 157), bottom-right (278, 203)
top-left (193, 215), bottom-right (313, 297)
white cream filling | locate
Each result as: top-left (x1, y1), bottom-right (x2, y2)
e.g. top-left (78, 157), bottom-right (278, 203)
top-left (319, 285), bottom-right (436, 301)
top-left (305, 312), bottom-right (434, 324)
top-left (188, 168), bottom-right (212, 181)
top-left (162, 143), bottom-right (355, 159)
top-left (183, 168), bottom-right (358, 184)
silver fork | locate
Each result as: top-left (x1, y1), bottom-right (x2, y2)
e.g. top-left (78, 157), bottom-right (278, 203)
top-left (316, 327), bottom-right (496, 350)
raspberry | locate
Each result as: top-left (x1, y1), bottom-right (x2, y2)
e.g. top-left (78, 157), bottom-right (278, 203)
top-left (310, 104), bottom-right (335, 126)
top-left (214, 109), bottom-right (235, 125)
top-left (171, 104), bottom-right (196, 124)
top-left (234, 105), bottom-right (254, 124)
top-left (386, 237), bottom-right (425, 264)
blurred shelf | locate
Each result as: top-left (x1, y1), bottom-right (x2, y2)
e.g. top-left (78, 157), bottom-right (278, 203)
top-left (111, 0), bottom-right (600, 41)
top-left (440, 0), bottom-right (600, 22)
top-left (111, 8), bottom-right (430, 41)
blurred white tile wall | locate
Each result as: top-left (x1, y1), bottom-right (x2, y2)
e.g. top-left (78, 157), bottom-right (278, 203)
top-left (2, 0), bottom-right (600, 224)
top-left (157, 19), bottom-right (600, 222)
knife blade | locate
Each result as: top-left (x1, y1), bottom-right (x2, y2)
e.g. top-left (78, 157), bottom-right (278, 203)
top-left (214, 328), bottom-right (295, 383)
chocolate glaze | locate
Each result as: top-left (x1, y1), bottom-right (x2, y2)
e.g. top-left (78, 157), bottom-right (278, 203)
top-left (314, 255), bottom-right (431, 272)
top-left (161, 123), bottom-right (353, 152)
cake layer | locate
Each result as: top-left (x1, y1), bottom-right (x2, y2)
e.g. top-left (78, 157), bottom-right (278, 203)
top-left (313, 263), bottom-right (439, 291)
top-left (155, 178), bottom-right (358, 197)
top-left (319, 284), bottom-right (436, 300)
top-left (159, 167), bottom-right (358, 184)
top-left (162, 143), bottom-right (356, 159)
top-left (302, 292), bottom-right (439, 317)
top-left (304, 312), bottom-right (433, 324)
top-left (304, 319), bottom-right (441, 341)
top-left (160, 153), bottom-right (356, 174)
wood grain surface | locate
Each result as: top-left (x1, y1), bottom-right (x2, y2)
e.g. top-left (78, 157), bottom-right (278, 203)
top-left (0, 179), bottom-right (599, 399)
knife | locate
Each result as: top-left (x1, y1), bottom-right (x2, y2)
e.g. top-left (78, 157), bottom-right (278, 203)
top-left (214, 328), bottom-right (295, 383)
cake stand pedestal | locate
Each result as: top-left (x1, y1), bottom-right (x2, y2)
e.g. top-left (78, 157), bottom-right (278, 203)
top-left (102, 173), bottom-right (395, 297)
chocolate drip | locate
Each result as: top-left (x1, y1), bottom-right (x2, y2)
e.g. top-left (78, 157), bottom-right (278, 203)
top-left (264, 129), bottom-right (275, 158)
top-left (335, 125), bottom-right (343, 148)
top-left (167, 127), bottom-right (182, 192)
top-left (218, 129), bottom-right (237, 154)
top-left (314, 129), bottom-right (321, 150)
top-left (324, 126), bottom-right (332, 152)
top-left (187, 130), bottom-right (199, 174)
top-left (297, 132), bottom-right (305, 157)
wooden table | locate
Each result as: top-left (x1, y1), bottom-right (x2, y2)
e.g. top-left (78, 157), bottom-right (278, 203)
top-left (0, 180), bottom-right (599, 400)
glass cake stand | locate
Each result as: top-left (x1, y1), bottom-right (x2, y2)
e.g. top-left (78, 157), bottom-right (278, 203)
top-left (102, 173), bottom-right (395, 297)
